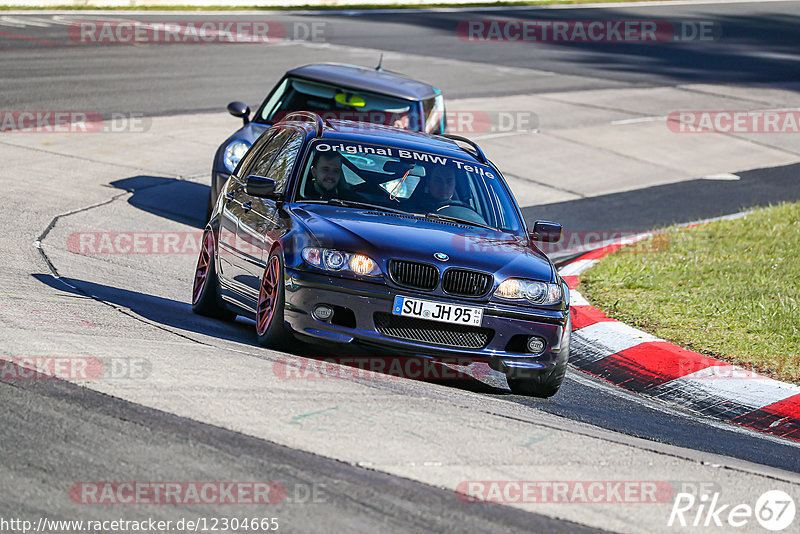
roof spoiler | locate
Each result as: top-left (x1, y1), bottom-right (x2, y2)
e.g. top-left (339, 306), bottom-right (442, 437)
top-left (440, 134), bottom-right (487, 164)
top-left (278, 111), bottom-right (333, 136)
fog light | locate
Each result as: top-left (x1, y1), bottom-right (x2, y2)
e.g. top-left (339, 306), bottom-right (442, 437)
top-left (313, 305), bottom-right (333, 321)
top-left (527, 336), bottom-right (546, 354)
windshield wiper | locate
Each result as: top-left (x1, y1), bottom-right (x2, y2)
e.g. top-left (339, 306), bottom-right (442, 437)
top-left (425, 212), bottom-right (496, 231)
top-left (317, 198), bottom-right (410, 216)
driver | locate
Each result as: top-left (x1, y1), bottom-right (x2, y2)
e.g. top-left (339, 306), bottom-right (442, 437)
top-left (415, 165), bottom-right (456, 213)
top-left (306, 151), bottom-right (349, 200)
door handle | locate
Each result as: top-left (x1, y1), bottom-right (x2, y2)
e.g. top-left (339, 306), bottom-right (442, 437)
top-left (243, 202), bottom-right (252, 211)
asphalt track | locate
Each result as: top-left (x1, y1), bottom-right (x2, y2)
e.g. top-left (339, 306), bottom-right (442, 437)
top-left (1, 361), bottom-right (602, 534)
top-left (2, 2), bottom-right (800, 533)
top-left (2, 2), bottom-right (800, 114)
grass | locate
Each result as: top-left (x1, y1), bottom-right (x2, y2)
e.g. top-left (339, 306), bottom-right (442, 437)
top-left (580, 202), bottom-right (800, 385)
top-left (0, 0), bottom-right (696, 11)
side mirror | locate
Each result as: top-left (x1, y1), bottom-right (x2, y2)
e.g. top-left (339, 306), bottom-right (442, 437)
top-left (246, 175), bottom-right (277, 198)
top-left (531, 220), bottom-right (562, 243)
top-left (227, 101), bottom-right (250, 126)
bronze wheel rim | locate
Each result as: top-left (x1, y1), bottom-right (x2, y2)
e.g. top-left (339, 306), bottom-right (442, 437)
top-left (192, 230), bottom-right (214, 305)
top-left (256, 255), bottom-right (280, 336)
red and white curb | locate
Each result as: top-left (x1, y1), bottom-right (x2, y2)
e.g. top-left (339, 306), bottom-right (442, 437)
top-left (559, 240), bottom-right (800, 443)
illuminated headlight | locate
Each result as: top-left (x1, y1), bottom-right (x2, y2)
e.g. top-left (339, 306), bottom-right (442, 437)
top-left (494, 279), bottom-right (562, 305)
top-left (223, 140), bottom-right (251, 172)
top-left (302, 247), bottom-right (381, 276)
top-left (350, 254), bottom-right (379, 276)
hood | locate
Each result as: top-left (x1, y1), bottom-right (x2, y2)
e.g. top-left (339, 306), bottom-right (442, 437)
top-left (290, 203), bottom-right (555, 282)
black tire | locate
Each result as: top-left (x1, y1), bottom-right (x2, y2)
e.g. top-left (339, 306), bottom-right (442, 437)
top-left (256, 252), bottom-right (290, 349)
top-left (507, 359), bottom-right (567, 398)
top-left (192, 229), bottom-right (235, 321)
top-left (506, 318), bottom-right (571, 398)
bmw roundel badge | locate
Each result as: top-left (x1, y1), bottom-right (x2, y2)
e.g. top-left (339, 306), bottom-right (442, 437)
top-left (434, 252), bottom-right (449, 261)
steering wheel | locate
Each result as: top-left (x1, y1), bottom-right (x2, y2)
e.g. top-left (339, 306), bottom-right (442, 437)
top-left (433, 202), bottom-right (489, 226)
top-left (434, 201), bottom-right (472, 211)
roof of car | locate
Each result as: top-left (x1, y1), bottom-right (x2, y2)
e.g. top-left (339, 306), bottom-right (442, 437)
top-left (285, 63), bottom-right (440, 101)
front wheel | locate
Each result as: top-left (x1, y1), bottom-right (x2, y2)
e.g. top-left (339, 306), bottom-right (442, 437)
top-left (256, 253), bottom-right (290, 349)
top-left (192, 228), bottom-right (235, 321)
top-left (506, 357), bottom-right (568, 398)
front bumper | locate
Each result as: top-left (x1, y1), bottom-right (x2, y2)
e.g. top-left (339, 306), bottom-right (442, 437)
top-left (282, 267), bottom-right (570, 374)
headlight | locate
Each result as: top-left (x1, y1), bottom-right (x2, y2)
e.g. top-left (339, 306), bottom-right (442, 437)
top-left (223, 140), bottom-right (251, 172)
top-left (495, 278), bottom-right (562, 305)
top-left (349, 254), bottom-right (379, 276)
top-left (302, 247), bottom-right (381, 277)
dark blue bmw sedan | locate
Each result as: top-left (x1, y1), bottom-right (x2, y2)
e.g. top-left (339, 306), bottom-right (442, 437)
top-left (193, 112), bottom-right (570, 397)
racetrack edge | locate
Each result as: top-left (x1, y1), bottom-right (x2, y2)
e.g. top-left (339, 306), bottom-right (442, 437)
top-left (559, 238), bottom-right (800, 443)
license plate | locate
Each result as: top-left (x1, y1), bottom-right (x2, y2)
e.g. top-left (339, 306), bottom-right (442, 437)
top-left (392, 296), bottom-right (483, 326)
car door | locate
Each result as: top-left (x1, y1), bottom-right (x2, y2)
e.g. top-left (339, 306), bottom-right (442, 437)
top-left (239, 130), bottom-right (305, 282)
top-left (226, 128), bottom-right (294, 303)
top-left (217, 129), bottom-right (280, 300)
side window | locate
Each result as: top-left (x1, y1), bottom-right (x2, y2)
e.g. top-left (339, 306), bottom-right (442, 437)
top-left (246, 129), bottom-right (292, 179)
top-left (265, 132), bottom-right (303, 194)
top-left (235, 130), bottom-right (277, 180)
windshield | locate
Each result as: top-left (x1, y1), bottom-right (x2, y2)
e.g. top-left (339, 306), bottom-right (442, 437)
top-left (293, 140), bottom-right (523, 232)
top-left (259, 77), bottom-right (423, 131)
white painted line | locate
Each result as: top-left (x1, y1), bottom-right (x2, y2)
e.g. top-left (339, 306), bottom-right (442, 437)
top-left (683, 209), bottom-right (753, 227)
top-left (611, 116), bottom-right (666, 125)
top-left (703, 173), bottom-right (741, 181)
top-left (2, 15), bottom-right (57, 26)
top-left (673, 366), bottom-right (800, 409)
top-left (573, 321), bottom-right (662, 359)
top-left (734, 50), bottom-right (800, 62)
top-left (559, 259), bottom-right (598, 277)
top-left (472, 130), bottom-right (537, 141)
top-left (0, 15), bottom-right (31, 27)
